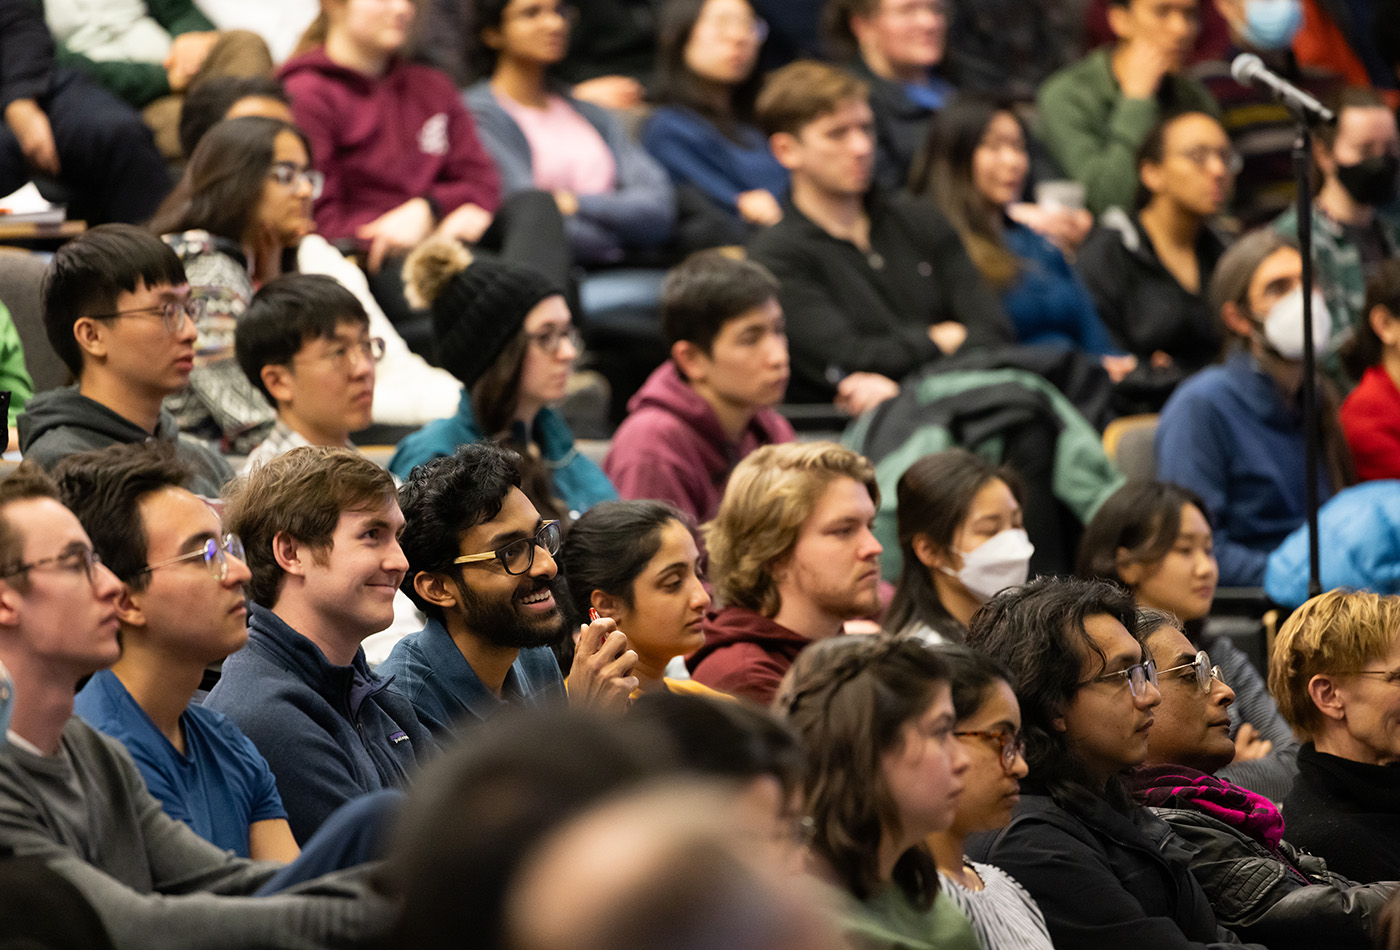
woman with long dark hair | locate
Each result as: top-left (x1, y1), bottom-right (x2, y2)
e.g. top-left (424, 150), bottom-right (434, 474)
top-left (776, 634), bottom-right (978, 950)
top-left (886, 449), bottom-right (1031, 643)
top-left (642, 0), bottom-right (788, 240)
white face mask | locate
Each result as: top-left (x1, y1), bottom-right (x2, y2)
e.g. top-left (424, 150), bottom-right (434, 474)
top-left (1260, 286), bottom-right (1331, 361)
top-left (940, 528), bottom-right (1034, 602)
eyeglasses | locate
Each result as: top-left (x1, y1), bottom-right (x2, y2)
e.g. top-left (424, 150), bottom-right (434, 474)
top-left (1159, 650), bottom-right (1225, 693)
top-left (90, 297), bottom-right (205, 335)
top-left (1081, 656), bottom-right (1158, 698)
top-left (267, 161), bottom-right (325, 200)
top-left (453, 520), bottom-right (561, 575)
top-left (506, 2), bottom-right (578, 25)
top-left (526, 325), bottom-right (583, 356)
top-left (1173, 145), bottom-right (1243, 175)
top-left (0, 546), bottom-right (103, 586)
top-left (696, 12), bottom-right (769, 42)
top-left (1353, 666), bottom-right (1400, 684)
top-left (954, 729), bottom-right (1026, 772)
top-left (139, 535), bottom-right (246, 582)
top-left (297, 337), bottom-right (386, 372)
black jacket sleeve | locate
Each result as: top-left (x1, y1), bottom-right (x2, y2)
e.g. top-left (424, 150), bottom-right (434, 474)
top-left (0, 0), bottom-right (56, 109)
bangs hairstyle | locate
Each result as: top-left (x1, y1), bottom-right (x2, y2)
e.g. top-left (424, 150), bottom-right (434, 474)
top-left (42, 224), bottom-right (187, 376)
top-left (775, 634), bottom-right (948, 908)
top-left (966, 576), bottom-right (1140, 813)
top-left (755, 60), bottom-right (868, 138)
top-left (886, 448), bottom-right (1023, 641)
top-left (1342, 257), bottom-right (1400, 381)
top-left (396, 442), bottom-right (523, 623)
top-left (222, 445), bottom-right (398, 608)
top-left (930, 641), bottom-right (1015, 723)
top-left (51, 443), bottom-right (191, 592)
top-left (1075, 481), bottom-right (1211, 585)
top-left (235, 274), bottom-right (371, 403)
top-left (909, 95), bottom-right (1025, 289)
top-left (149, 116), bottom-right (311, 243)
top-left (559, 499), bottom-right (692, 628)
top-left (0, 462), bottom-right (61, 580)
top-left (653, 0), bottom-right (765, 137)
top-left (660, 251), bottom-right (780, 354)
top-left (705, 441), bottom-right (878, 616)
top-left (1268, 588), bottom-right (1400, 739)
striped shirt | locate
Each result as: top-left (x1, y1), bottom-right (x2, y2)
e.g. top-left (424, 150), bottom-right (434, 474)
top-left (938, 860), bottom-right (1054, 950)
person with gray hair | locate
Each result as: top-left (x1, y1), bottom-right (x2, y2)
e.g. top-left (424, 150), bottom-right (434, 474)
top-left (1153, 228), bottom-right (1353, 586)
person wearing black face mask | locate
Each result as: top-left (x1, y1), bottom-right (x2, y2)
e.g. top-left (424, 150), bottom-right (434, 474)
top-left (1273, 87), bottom-right (1400, 388)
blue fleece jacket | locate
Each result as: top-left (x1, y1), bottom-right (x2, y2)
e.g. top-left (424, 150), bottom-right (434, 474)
top-left (387, 390), bottom-right (617, 517)
top-left (640, 105), bottom-right (788, 218)
top-left (205, 605), bottom-right (433, 844)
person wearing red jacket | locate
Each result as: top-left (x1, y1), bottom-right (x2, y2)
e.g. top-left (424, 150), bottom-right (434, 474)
top-left (1341, 259), bottom-right (1400, 481)
top-left (605, 252), bottom-right (795, 524)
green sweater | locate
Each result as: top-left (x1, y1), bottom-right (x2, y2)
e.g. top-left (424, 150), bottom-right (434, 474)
top-left (0, 301), bottom-right (33, 430)
top-left (844, 884), bottom-right (984, 950)
top-left (1036, 48), bottom-right (1219, 215)
top-left (50, 0), bottom-right (214, 106)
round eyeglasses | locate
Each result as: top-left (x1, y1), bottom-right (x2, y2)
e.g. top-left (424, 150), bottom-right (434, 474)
top-left (90, 297), bottom-right (205, 336)
top-left (1081, 657), bottom-right (1159, 698)
top-left (140, 534), bottom-right (246, 582)
top-left (1159, 650), bottom-right (1226, 693)
top-left (267, 161), bottom-right (325, 200)
top-left (954, 729), bottom-right (1026, 772)
top-left (526, 325), bottom-right (583, 356)
top-left (296, 337), bottom-right (386, 373)
top-left (0, 545), bottom-right (103, 586)
top-left (452, 520), bottom-right (561, 575)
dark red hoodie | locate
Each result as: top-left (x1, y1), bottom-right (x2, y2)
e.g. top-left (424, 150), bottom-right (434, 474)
top-left (279, 49), bottom-right (501, 247)
top-left (604, 362), bottom-right (795, 523)
top-left (688, 605), bottom-right (811, 706)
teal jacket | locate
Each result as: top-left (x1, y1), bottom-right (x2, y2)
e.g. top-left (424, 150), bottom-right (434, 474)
top-left (387, 390), bottom-right (616, 516)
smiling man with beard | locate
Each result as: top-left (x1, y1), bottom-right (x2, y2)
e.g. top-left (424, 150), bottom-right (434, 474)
top-left (385, 443), bottom-right (638, 740)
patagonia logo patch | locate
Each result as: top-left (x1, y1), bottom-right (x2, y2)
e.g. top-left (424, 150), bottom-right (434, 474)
top-left (388, 731), bottom-right (409, 744)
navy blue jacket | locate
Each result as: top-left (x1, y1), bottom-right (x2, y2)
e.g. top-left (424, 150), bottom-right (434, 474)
top-left (206, 605), bottom-right (433, 844)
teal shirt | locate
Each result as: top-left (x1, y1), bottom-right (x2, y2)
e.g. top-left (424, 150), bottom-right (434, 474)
top-left (844, 884), bottom-right (984, 950)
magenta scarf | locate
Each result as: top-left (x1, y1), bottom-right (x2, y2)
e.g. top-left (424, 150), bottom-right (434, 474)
top-left (1128, 764), bottom-right (1286, 852)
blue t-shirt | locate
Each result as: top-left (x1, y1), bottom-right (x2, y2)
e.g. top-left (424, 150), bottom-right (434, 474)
top-left (74, 669), bottom-right (286, 857)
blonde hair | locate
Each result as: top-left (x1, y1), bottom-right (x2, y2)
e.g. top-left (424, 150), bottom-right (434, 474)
top-left (1268, 588), bottom-right (1400, 738)
top-left (755, 61), bottom-right (869, 139)
top-left (704, 442), bottom-right (878, 617)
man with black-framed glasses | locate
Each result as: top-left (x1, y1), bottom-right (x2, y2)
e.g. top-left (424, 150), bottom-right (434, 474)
top-left (18, 224), bottom-right (234, 498)
top-left (386, 442), bottom-right (638, 740)
top-left (1127, 608), bottom-right (1393, 949)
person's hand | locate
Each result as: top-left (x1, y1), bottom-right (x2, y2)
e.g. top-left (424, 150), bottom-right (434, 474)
top-left (1100, 353), bottom-right (1138, 383)
top-left (1006, 202), bottom-right (1093, 255)
top-left (164, 31), bottom-right (219, 92)
top-left (3, 99), bottom-right (59, 176)
top-left (929, 321), bottom-right (968, 354)
top-left (736, 189), bottom-right (783, 227)
top-left (571, 75), bottom-right (644, 111)
top-left (1233, 722), bottom-right (1273, 762)
top-left (553, 190), bottom-right (579, 218)
top-left (434, 202), bottom-right (493, 244)
top-left (1116, 38), bottom-right (1175, 100)
top-left (835, 372), bottom-right (900, 415)
top-left (356, 197), bottom-right (436, 272)
top-left (567, 616), bottom-right (638, 711)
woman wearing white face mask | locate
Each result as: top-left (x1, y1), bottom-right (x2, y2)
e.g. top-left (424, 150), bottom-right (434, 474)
top-left (886, 449), bottom-right (1034, 643)
top-left (1156, 228), bottom-right (1355, 588)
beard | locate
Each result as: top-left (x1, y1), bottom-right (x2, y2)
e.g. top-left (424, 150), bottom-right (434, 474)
top-left (450, 573), bottom-right (568, 650)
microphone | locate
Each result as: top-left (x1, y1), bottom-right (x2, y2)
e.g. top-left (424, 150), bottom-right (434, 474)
top-left (1231, 53), bottom-right (1335, 123)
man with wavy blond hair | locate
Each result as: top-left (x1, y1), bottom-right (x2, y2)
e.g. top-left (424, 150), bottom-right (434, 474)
top-left (1270, 588), bottom-right (1400, 882)
top-left (688, 441), bottom-right (882, 704)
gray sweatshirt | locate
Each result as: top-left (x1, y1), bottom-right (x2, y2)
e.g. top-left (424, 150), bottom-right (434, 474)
top-left (0, 717), bottom-right (390, 950)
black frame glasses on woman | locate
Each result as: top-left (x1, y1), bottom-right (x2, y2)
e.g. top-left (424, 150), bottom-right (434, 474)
top-left (1080, 657), bottom-right (1158, 698)
top-left (953, 729), bottom-right (1026, 771)
top-left (453, 520), bottom-right (562, 576)
top-left (139, 535), bottom-right (246, 582)
top-left (1159, 650), bottom-right (1225, 693)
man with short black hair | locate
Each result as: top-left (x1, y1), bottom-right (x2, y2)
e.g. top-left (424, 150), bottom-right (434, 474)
top-left (0, 462), bottom-right (388, 949)
top-left (604, 252), bottom-right (795, 522)
top-left (17, 224), bottom-right (233, 496)
top-left (236, 274), bottom-right (380, 471)
top-left (206, 446), bottom-right (432, 843)
top-left (385, 442), bottom-right (637, 738)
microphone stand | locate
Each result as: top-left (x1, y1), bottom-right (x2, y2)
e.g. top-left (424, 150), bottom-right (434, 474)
top-left (1288, 105), bottom-right (1322, 598)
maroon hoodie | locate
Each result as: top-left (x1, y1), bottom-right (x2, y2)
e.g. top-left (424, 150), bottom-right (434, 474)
top-left (688, 605), bottom-right (811, 706)
top-left (604, 362), bottom-right (795, 523)
top-left (279, 49), bottom-right (501, 247)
